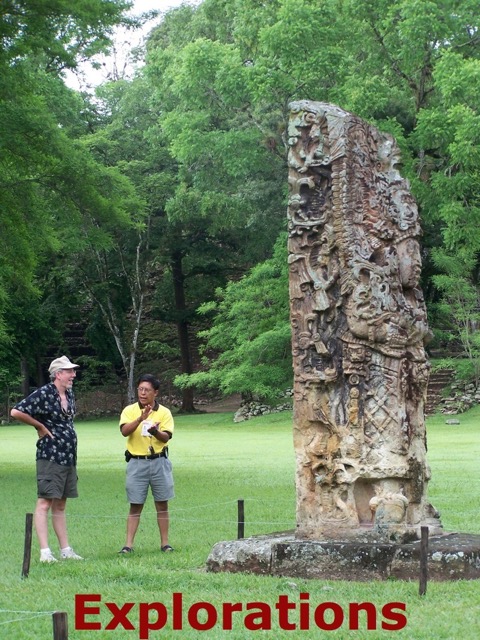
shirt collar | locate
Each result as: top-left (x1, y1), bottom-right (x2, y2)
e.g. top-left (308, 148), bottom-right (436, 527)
top-left (137, 400), bottom-right (159, 411)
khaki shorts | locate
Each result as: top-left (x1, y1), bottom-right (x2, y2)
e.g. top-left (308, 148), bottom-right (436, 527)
top-left (126, 457), bottom-right (174, 504)
top-left (36, 460), bottom-right (78, 499)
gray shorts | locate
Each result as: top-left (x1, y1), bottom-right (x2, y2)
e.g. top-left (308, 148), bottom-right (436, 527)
top-left (126, 457), bottom-right (174, 504)
top-left (36, 460), bottom-right (78, 499)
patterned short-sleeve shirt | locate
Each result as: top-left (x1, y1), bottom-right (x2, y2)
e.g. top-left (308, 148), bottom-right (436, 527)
top-left (14, 383), bottom-right (77, 466)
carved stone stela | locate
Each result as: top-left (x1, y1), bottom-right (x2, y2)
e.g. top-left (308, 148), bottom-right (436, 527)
top-left (288, 102), bottom-right (442, 542)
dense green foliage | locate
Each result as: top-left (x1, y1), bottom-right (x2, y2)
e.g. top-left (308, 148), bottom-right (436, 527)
top-left (163, 0), bottom-right (480, 399)
top-left (1, 408), bottom-right (479, 637)
top-left (2, 0), bottom-right (480, 408)
top-left (0, 0), bottom-right (138, 396)
top-left (176, 234), bottom-right (291, 400)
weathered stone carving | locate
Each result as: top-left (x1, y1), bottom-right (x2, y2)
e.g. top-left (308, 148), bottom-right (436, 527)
top-left (288, 102), bottom-right (442, 542)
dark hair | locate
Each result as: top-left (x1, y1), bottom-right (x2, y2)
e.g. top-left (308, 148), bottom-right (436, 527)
top-left (137, 374), bottom-right (160, 391)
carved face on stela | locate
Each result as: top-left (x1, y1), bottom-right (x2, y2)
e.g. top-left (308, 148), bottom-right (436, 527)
top-left (375, 134), bottom-right (423, 291)
top-left (396, 237), bottom-right (422, 289)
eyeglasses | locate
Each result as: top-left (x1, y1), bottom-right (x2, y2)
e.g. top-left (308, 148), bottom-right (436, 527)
top-left (137, 387), bottom-right (154, 393)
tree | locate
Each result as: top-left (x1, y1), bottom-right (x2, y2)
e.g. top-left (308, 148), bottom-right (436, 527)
top-left (0, 0), bottom-right (138, 387)
top-left (165, 0), bottom-right (480, 398)
top-left (432, 256), bottom-right (480, 385)
top-left (5, 0), bottom-right (479, 406)
top-left (1, 0), bottom-right (133, 71)
top-left (175, 233), bottom-right (292, 401)
top-left (414, 48), bottom-right (480, 371)
top-left (79, 3), bottom-right (289, 410)
top-left (73, 76), bottom-right (174, 403)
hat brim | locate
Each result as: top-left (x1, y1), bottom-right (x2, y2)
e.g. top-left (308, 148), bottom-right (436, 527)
top-left (49, 364), bottom-right (80, 373)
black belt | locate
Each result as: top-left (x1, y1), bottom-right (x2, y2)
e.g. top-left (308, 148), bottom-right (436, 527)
top-left (129, 449), bottom-right (167, 460)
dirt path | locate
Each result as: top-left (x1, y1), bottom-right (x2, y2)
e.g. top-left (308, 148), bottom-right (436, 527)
top-left (202, 394), bottom-right (241, 413)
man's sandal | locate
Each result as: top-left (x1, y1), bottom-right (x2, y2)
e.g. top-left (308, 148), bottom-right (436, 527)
top-left (118, 546), bottom-right (134, 554)
top-left (161, 545), bottom-right (174, 552)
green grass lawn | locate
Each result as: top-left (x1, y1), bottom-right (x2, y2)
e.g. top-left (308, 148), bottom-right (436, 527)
top-left (0, 408), bottom-right (479, 639)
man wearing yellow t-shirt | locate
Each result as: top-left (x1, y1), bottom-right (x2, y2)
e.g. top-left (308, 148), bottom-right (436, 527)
top-left (118, 374), bottom-right (175, 554)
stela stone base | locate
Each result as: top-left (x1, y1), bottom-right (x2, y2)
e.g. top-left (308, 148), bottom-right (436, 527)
top-left (206, 531), bottom-right (480, 581)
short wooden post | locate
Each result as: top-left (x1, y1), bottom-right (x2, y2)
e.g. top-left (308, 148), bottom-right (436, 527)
top-left (52, 611), bottom-right (68, 639)
top-left (419, 525), bottom-right (429, 596)
top-left (21, 512), bottom-right (33, 578)
top-left (237, 499), bottom-right (245, 539)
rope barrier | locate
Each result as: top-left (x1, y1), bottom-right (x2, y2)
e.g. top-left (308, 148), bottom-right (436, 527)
top-left (17, 512), bottom-right (430, 531)
top-left (0, 609), bottom-right (68, 639)
top-left (32, 513), bottom-right (296, 525)
top-left (20, 496), bottom-right (297, 578)
top-left (12, 497), bottom-right (295, 527)
top-left (12, 497), bottom-right (295, 516)
top-left (14, 494), bottom-right (435, 533)
top-left (0, 610), bottom-right (55, 626)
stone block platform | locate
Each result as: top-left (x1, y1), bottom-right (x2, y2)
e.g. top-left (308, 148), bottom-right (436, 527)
top-left (206, 532), bottom-right (480, 581)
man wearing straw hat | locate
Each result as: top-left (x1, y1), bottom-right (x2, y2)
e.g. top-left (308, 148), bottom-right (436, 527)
top-left (11, 355), bottom-right (84, 563)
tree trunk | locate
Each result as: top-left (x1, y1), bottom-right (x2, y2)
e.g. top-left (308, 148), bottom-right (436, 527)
top-left (36, 356), bottom-right (46, 387)
top-left (20, 357), bottom-right (29, 397)
top-left (171, 250), bottom-right (196, 412)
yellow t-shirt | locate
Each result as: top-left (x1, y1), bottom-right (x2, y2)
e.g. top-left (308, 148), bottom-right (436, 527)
top-left (119, 402), bottom-right (174, 456)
